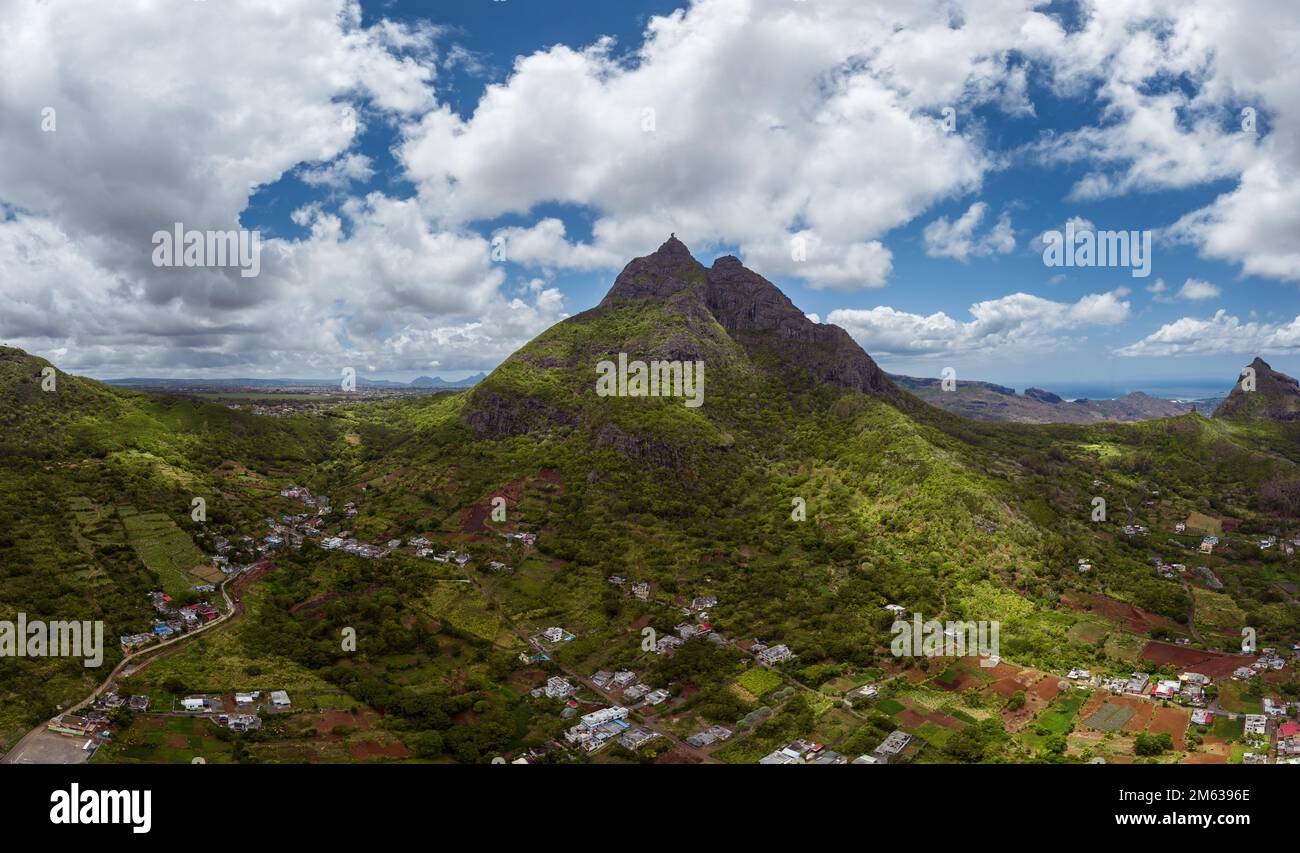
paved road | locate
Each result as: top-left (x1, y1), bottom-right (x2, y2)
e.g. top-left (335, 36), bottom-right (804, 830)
top-left (1, 562), bottom-right (262, 764)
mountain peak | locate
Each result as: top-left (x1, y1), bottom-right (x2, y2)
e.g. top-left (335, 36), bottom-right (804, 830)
top-left (654, 234), bottom-right (693, 260)
top-left (599, 235), bottom-right (708, 307)
top-left (1214, 356), bottom-right (1300, 421)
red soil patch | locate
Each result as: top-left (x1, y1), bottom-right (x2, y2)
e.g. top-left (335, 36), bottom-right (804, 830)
top-left (458, 469), bottom-right (563, 536)
top-left (307, 709), bottom-right (374, 739)
top-left (916, 710), bottom-right (965, 731)
top-left (1181, 752), bottom-right (1228, 764)
top-left (653, 748), bottom-right (702, 765)
top-left (509, 669), bottom-right (546, 695)
top-left (1139, 641), bottom-right (1256, 679)
top-left (1061, 592), bottom-right (1174, 634)
top-left (348, 738), bottom-right (411, 761)
top-left (898, 709), bottom-right (927, 728)
top-left (989, 677), bottom-right (1027, 698)
top-left (1031, 676), bottom-right (1068, 703)
top-left (1119, 698), bottom-right (1156, 733)
top-left (983, 662), bottom-right (1023, 680)
top-left (1148, 705), bottom-right (1189, 750)
top-left (227, 560), bottom-right (275, 616)
top-left (935, 668), bottom-right (983, 692)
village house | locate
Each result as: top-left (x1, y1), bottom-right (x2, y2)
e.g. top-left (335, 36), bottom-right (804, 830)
top-left (687, 725), bottom-right (733, 748)
top-left (631, 582), bottom-right (651, 601)
top-left (618, 727), bottom-right (659, 751)
top-left (1124, 672), bottom-right (1150, 694)
top-left (873, 730), bottom-right (913, 764)
top-left (612, 670), bottom-right (636, 687)
top-left (847, 684), bottom-right (879, 702)
top-left (690, 595), bottom-right (718, 611)
top-left (655, 635), bottom-right (683, 655)
top-left (643, 688), bottom-right (670, 706)
top-left (540, 626), bottom-right (572, 644)
top-left (1244, 715), bottom-right (1268, 737)
top-left (591, 671), bottom-right (613, 689)
top-left (1277, 722), bottom-right (1300, 757)
top-left (622, 683), bottom-right (651, 702)
top-left (47, 714), bottom-right (96, 737)
top-left (545, 677), bottom-right (573, 699)
top-left (1151, 680), bottom-right (1179, 700)
top-left (758, 748), bottom-right (800, 764)
top-left (757, 644), bottom-right (794, 665)
top-left (1190, 709), bottom-right (1213, 726)
top-left (564, 706), bottom-right (631, 753)
top-left (270, 690), bottom-right (291, 710)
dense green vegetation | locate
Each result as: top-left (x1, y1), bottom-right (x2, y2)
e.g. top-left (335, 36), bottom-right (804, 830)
top-left (2, 276), bottom-right (1298, 765)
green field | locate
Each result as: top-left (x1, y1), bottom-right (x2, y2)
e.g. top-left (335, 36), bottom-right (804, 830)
top-left (735, 667), bottom-right (783, 697)
top-left (119, 506), bottom-right (208, 597)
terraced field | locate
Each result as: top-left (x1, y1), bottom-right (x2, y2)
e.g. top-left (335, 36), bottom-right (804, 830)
top-left (118, 506), bottom-right (208, 598)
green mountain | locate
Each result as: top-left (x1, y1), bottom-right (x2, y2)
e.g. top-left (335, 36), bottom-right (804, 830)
top-left (2, 241), bottom-right (1298, 764)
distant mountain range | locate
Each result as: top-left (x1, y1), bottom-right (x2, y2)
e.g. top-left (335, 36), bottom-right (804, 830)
top-left (102, 373), bottom-right (488, 391)
top-left (888, 374), bottom-right (1214, 424)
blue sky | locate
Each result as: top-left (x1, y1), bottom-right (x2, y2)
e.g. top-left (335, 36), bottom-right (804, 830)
top-left (2, 0), bottom-right (1298, 394)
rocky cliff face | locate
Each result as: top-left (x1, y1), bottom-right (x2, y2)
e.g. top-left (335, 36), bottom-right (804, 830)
top-left (462, 236), bottom-right (903, 441)
top-left (704, 255), bottom-right (898, 399)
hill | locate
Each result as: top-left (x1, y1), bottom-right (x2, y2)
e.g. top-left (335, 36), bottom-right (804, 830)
top-left (1214, 357), bottom-right (1300, 421)
top-left (891, 373), bottom-right (1193, 424)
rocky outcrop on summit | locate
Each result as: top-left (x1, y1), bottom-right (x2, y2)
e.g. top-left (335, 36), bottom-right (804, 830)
top-left (1214, 357), bottom-right (1300, 421)
top-left (596, 237), bottom-right (898, 398)
top-left (599, 235), bottom-right (707, 306)
top-left (461, 236), bottom-right (904, 444)
top-left (704, 255), bottom-right (898, 399)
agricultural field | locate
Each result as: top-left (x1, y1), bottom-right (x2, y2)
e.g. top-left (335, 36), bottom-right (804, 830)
top-left (735, 667), bottom-right (783, 698)
top-left (119, 506), bottom-right (209, 598)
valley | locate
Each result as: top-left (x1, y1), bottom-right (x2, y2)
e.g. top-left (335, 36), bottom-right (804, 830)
top-left (1, 240), bottom-right (1297, 765)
